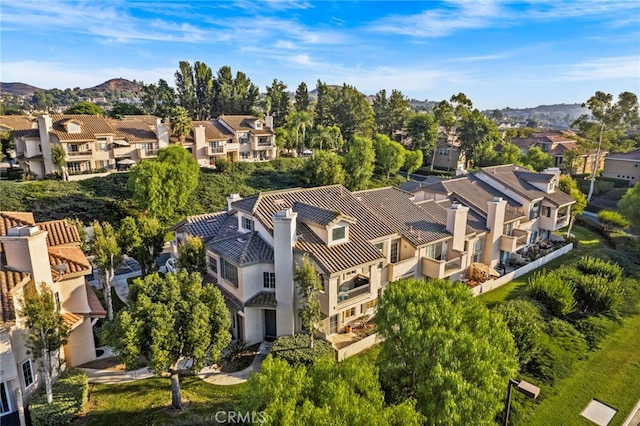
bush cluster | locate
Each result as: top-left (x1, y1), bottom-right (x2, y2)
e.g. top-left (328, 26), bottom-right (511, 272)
top-left (270, 334), bottom-right (335, 366)
top-left (29, 369), bottom-right (88, 426)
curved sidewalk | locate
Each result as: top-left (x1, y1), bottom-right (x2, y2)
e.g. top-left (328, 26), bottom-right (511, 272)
top-left (81, 341), bottom-right (272, 386)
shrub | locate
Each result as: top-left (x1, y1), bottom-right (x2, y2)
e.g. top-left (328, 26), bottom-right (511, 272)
top-left (495, 300), bottom-right (544, 367)
top-left (214, 157), bottom-right (233, 173)
top-left (29, 369), bottom-right (88, 426)
top-left (604, 187), bottom-right (630, 200)
top-left (529, 271), bottom-right (576, 316)
top-left (597, 210), bottom-right (629, 231)
top-left (574, 315), bottom-right (618, 350)
top-left (575, 274), bottom-right (623, 314)
top-left (576, 256), bottom-right (623, 282)
top-left (271, 334), bottom-right (335, 366)
top-left (224, 339), bottom-right (252, 363)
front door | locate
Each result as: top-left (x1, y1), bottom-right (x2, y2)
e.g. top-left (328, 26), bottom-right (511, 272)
top-left (264, 310), bottom-right (277, 341)
top-left (236, 314), bottom-right (245, 341)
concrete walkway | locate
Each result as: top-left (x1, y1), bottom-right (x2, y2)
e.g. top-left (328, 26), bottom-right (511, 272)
top-left (80, 342), bottom-right (272, 386)
top-left (622, 399), bottom-right (640, 426)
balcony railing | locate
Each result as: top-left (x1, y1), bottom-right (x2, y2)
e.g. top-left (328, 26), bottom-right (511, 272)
top-left (208, 146), bottom-right (225, 154)
top-left (337, 275), bottom-right (370, 304)
top-left (67, 149), bottom-right (93, 156)
top-left (500, 229), bottom-right (528, 253)
top-left (423, 253), bottom-right (464, 279)
top-left (137, 148), bottom-right (158, 158)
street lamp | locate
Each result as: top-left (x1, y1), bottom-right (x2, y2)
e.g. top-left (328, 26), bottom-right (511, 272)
top-left (504, 378), bottom-right (540, 426)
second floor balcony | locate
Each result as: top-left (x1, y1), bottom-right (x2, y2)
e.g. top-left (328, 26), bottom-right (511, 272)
top-left (207, 145), bottom-right (226, 155)
top-left (500, 229), bottom-right (528, 253)
top-left (422, 252), bottom-right (465, 279)
top-left (67, 149), bottom-right (93, 157)
top-left (337, 274), bottom-right (371, 304)
top-left (136, 148), bottom-right (158, 158)
top-left (251, 138), bottom-right (274, 150)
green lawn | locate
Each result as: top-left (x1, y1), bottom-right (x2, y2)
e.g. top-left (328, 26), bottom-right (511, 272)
top-left (478, 225), bottom-right (606, 307)
top-left (528, 313), bottom-right (640, 426)
top-left (76, 376), bottom-right (248, 426)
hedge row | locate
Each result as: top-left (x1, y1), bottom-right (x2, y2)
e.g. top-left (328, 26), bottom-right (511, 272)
top-left (271, 334), bottom-right (336, 366)
top-left (29, 369), bottom-right (88, 426)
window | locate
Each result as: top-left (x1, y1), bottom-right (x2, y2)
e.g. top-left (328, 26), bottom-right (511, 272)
top-left (67, 162), bottom-right (81, 174)
top-left (426, 243), bottom-right (436, 259)
top-left (375, 242), bottom-right (384, 252)
top-left (529, 202), bottom-right (541, 220)
top-left (22, 359), bottom-right (34, 388)
top-left (318, 273), bottom-right (326, 292)
top-left (362, 300), bottom-right (376, 313)
top-left (438, 148), bottom-right (448, 155)
top-left (541, 206), bottom-right (551, 218)
top-left (344, 307), bottom-right (356, 319)
top-left (256, 122), bottom-right (263, 129)
top-left (221, 258), bottom-right (238, 287)
top-left (503, 222), bottom-right (513, 236)
top-left (263, 272), bottom-right (276, 289)
top-left (241, 216), bottom-right (254, 231)
top-left (208, 256), bottom-right (218, 273)
top-left (240, 152), bottom-right (250, 160)
top-left (54, 292), bottom-right (61, 311)
top-left (331, 226), bottom-right (346, 241)
top-left (390, 241), bottom-right (400, 263)
top-left (97, 137), bottom-right (108, 151)
top-left (0, 382), bottom-right (10, 415)
top-left (473, 237), bottom-right (484, 263)
top-left (239, 134), bottom-right (248, 144)
top-left (530, 231), bottom-right (538, 245)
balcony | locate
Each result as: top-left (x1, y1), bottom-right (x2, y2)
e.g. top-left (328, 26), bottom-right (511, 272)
top-left (337, 275), bottom-right (371, 304)
top-left (500, 229), bottom-right (528, 253)
top-left (67, 149), bottom-right (93, 157)
top-left (539, 211), bottom-right (570, 231)
top-left (387, 256), bottom-right (417, 282)
top-left (207, 145), bottom-right (226, 155)
top-left (136, 148), bottom-right (158, 158)
top-left (251, 138), bottom-right (274, 150)
top-left (422, 253), bottom-right (464, 279)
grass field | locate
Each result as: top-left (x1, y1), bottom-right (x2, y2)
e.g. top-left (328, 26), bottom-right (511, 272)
top-left (75, 377), bottom-right (248, 426)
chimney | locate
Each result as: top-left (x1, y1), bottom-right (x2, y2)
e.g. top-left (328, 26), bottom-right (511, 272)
top-left (193, 125), bottom-right (206, 163)
top-left (227, 193), bottom-right (242, 212)
top-left (485, 197), bottom-right (507, 265)
top-left (37, 115), bottom-right (54, 176)
top-left (0, 226), bottom-right (53, 285)
top-left (265, 115), bottom-right (274, 130)
top-left (446, 203), bottom-right (469, 252)
top-left (273, 208), bottom-right (298, 336)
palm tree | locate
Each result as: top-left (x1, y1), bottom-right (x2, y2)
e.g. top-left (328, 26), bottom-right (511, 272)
top-left (51, 144), bottom-right (68, 180)
top-left (287, 110), bottom-right (313, 155)
top-left (170, 106), bottom-right (192, 144)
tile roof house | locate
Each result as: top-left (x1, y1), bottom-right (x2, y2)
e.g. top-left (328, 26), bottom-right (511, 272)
top-left (0, 212), bottom-right (104, 420)
top-left (602, 148), bottom-right (640, 185)
top-left (171, 165), bottom-right (573, 345)
top-left (508, 131), bottom-right (605, 174)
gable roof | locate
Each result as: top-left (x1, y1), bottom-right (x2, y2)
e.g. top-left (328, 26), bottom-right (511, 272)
top-left (208, 231), bottom-right (274, 266)
top-left (218, 116), bottom-right (274, 135)
top-left (109, 119), bottom-right (158, 142)
top-left (49, 114), bottom-right (116, 141)
top-left (606, 148), bottom-right (640, 161)
top-left (38, 220), bottom-right (81, 247)
top-left (0, 212), bottom-right (36, 236)
top-left (0, 115), bottom-right (37, 131)
top-left (292, 202), bottom-right (356, 227)
top-left (0, 266), bottom-right (30, 324)
top-left (172, 212), bottom-right (231, 242)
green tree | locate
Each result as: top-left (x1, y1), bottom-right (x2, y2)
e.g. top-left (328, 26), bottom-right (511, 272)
top-left (331, 84), bottom-right (375, 140)
top-left (343, 136), bottom-right (375, 190)
top-left (303, 150), bottom-right (344, 186)
top-left (174, 60), bottom-right (196, 118)
top-left (559, 175), bottom-right (587, 238)
top-left (294, 256), bottom-right (322, 348)
top-left (499, 140), bottom-right (522, 165)
top-left (193, 61), bottom-right (214, 120)
top-left (573, 91), bottom-right (640, 201)
top-left (618, 183), bottom-right (640, 233)
top-left (107, 102), bottom-right (144, 118)
top-left (287, 110), bottom-right (313, 154)
top-left (103, 270), bottom-right (231, 410)
top-left (294, 82), bottom-right (310, 112)
top-left (89, 221), bottom-right (123, 320)
top-left (495, 300), bottom-right (544, 368)
top-left (177, 235), bottom-right (207, 274)
top-left (212, 66), bottom-right (259, 116)
top-left (372, 89), bottom-right (412, 138)
top-left (432, 100), bottom-right (457, 171)
top-left (458, 109), bottom-right (501, 168)
top-left (64, 101), bottom-right (104, 115)
top-left (51, 144), bottom-right (68, 180)
top-left (242, 356), bottom-right (423, 425)
top-left (18, 283), bottom-right (69, 404)
top-left (405, 112), bottom-right (439, 162)
top-left (140, 79), bottom-right (175, 118)
top-left (374, 134), bottom-right (406, 179)
top-left (312, 80), bottom-right (335, 128)
top-left (128, 145), bottom-right (200, 222)
top-left (1, 130), bottom-right (16, 161)
top-left (375, 278), bottom-right (518, 425)
top-left (309, 125), bottom-right (343, 151)
top-left (118, 216), bottom-right (165, 277)
top-left (521, 146), bottom-right (553, 171)
top-left (402, 150), bottom-right (423, 178)
top-left (169, 106), bottom-right (192, 143)
top-left (266, 79), bottom-right (290, 128)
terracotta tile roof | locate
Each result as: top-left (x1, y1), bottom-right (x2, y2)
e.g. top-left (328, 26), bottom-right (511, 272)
top-left (474, 165), bottom-right (575, 207)
top-left (38, 220), bottom-right (81, 247)
top-left (208, 232), bottom-right (274, 266)
top-left (245, 291), bottom-right (277, 308)
top-left (355, 187), bottom-right (452, 246)
top-left (84, 283), bottom-right (106, 318)
top-left (0, 266), bottom-right (30, 323)
top-left (49, 114), bottom-right (116, 141)
top-left (109, 119), bottom-right (158, 142)
top-left (48, 247), bottom-right (91, 280)
top-left (0, 115), bottom-right (37, 131)
top-left (436, 176), bottom-right (524, 222)
top-left (61, 312), bottom-right (83, 330)
top-left (0, 212), bottom-right (36, 236)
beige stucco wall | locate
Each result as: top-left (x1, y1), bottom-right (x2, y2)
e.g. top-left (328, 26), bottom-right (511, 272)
top-left (64, 318), bottom-right (96, 367)
top-left (603, 159), bottom-right (640, 185)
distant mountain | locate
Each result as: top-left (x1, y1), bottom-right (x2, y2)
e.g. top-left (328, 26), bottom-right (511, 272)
top-left (0, 82), bottom-right (44, 96)
top-left (85, 78), bottom-right (142, 93)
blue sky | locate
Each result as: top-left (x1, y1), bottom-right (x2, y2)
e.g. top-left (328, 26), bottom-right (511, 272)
top-left (1, 0), bottom-right (639, 110)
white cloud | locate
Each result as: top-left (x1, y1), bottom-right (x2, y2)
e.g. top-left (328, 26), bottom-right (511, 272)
top-left (560, 56), bottom-right (640, 81)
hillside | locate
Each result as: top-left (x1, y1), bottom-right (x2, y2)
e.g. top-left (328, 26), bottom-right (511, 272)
top-left (85, 78), bottom-right (142, 93)
top-left (0, 82), bottom-right (44, 96)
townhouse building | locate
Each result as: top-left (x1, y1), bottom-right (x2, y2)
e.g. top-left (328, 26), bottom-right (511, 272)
top-left (171, 165), bottom-right (574, 345)
top-left (0, 212), bottom-right (104, 422)
top-left (602, 148), bottom-right (640, 185)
